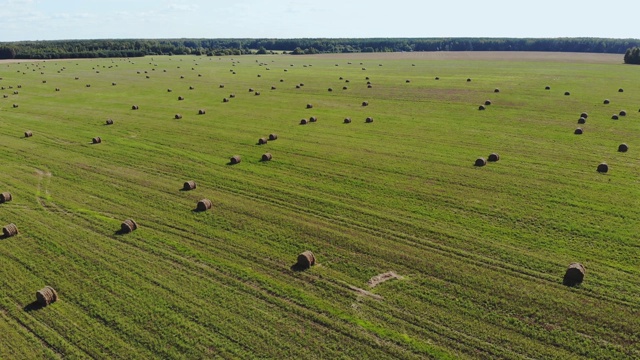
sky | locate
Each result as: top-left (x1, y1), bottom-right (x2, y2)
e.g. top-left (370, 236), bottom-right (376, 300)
top-left (1, 0), bottom-right (639, 42)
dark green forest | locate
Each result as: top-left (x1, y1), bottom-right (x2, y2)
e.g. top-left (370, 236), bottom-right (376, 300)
top-left (0, 38), bottom-right (639, 63)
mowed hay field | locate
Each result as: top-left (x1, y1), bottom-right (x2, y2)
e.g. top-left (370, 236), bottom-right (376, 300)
top-left (0, 52), bottom-right (639, 359)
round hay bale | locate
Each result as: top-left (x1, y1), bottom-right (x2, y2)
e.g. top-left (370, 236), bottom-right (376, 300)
top-left (261, 153), bottom-right (272, 161)
top-left (618, 88), bottom-right (624, 92)
top-left (478, 105), bottom-right (486, 111)
top-left (580, 112), bottom-right (588, 119)
top-left (603, 99), bottom-right (610, 104)
top-left (367, 81), bottom-right (372, 85)
top-left (229, 94), bottom-right (236, 98)
top-left (300, 118), bottom-right (308, 125)
top-left (339, 77), bottom-right (343, 80)
top-left (2, 95), bottom-right (7, 98)
top-left (198, 109), bottom-right (206, 115)
top-left (0, 192), bottom-right (12, 203)
top-left (132, 105), bottom-right (139, 110)
top-left (344, 117), bottom-right (352, 124)
top-left (12, 104), bottom-right (18, 108)
top-left (35, 286), bottom-right (58, 306)
top-left (219, 84), bottom-right (225, 88)
top-left (365, 77), bottom-right (370, 80)
top-left (494, 88), bottom-right (500, 93)
top-left (467, 78), bottom-right (471, 82)
top-left (2, 223), bottom-right (18, 237)
top-left (563, 263), bottom-right (585, 286)
top-left (306, 104), bottom-right (313, 109)
top-left (474, 157), bottom-right (487, 167)
top-left (578, 117), bottom-right (586, 124)
top-left (189, 86), bottom-right (194, 90)
top-left (365, 117), bottom-right (374, 123)
top-left (24, 130), bottom-right (32, 138)
top-left (484, 100), bottom-right (492, 106)
top-left (271, 86), bottom-right (276, 90)
top-left (55, 88), bottom-right (60, 91)
top-left (328, 88), bottom-right (333, 92)
top-left (597, 163), bottom-right (608, 173)
top-left (309, 116), bottom-right (318, 123)
top-left (574, 128), bottom-right (583, 135)
top-left (545, 86), bottom-right (551, 90)
top-left (435, 77), bottom-right (440, 80)
top-left (296, 85), bottom-right (301, 89)
top-left (13, 91), bottom-right (18, 95)
top-left (230, 155), bottom-right (241, 164)
top-left (258, 137), bottom-right (268, 145)
top-left (86, 84), bottom-right (91, 87)
top-left (249, 88), bottom-right (254, 92)
top-left (180, 76), bottom-right (184, 79)
top-left (343, 86), bottom-right (348, 90)
top-left (112, 82), bottom-right (116, 86)
top-left (280, 79), bottom-right (284, 82)
top-left (268, 134), bottom-right (278, 141)
top-left (92, 137), bottom-right (101, 144)
top-left (619, 110), bottom-right (626, 116)
top-left (167, 88), bottom-right (172, 92)
top-left (367, 84), bottom-right (373, 88)
top-left (183, 181), bottom-right (196, 191)
top-left (297, 251), bottom-right (316, 269)
top-left (345, 80), bottom-right (350, 83)
top-left (42, 80), bottom-right (46, 83)
top-left (406, 80), bottom-right (411, 83)
top-left (488, 153), bottom-right (500, 162)
top-left (612, 114), bottom-right (619, 120)
top-left (618, 143), bottom-right (629, 152)
top-left (223, 98), bottom-right (230, 102)
top-left (196, 199), bottom-right (212, 212)
top-left (174, 114), bottom-right (182, 119)
top-left (106, 119), bottom-right (114, 125)
top-left (299, 83), bottom-right (305, 87)
top-left (564, 91), bottom-right (570, 96)
top-left (178, 96), bottom-right (184, 101)
top-left (362, 101), bottom-right (369, 106)
top-left (255, 91), bottom-right (261, 96)
top-left (121, 219), bottom-right (138, 233)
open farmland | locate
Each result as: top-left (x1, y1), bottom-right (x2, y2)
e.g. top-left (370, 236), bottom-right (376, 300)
top-left (0, 52), bottom-right (638, 359)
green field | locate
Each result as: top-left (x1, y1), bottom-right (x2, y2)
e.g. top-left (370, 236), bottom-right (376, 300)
top-left (0, 52), bottom-right (638, 359)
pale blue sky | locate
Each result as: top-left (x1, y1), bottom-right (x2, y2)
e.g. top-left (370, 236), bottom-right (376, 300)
top-left (1, 0), bottom-right (638, 41)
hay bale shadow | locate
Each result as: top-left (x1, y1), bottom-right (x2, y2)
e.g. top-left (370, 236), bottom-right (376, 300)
top-left (24, 301), bottom-right (45, 312)
top-left (290, 263), bottom-right (310, 272)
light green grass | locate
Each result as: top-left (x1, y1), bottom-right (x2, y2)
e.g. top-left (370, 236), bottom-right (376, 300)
top-left (0, 53), bottom-right (638, 359)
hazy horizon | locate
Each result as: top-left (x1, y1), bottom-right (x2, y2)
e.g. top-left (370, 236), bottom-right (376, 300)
top-left (2, 0), bottom-right (639, 42)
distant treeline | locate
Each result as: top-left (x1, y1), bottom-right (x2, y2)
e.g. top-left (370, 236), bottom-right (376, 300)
top-left (1, 38), bottom-right (640, 62)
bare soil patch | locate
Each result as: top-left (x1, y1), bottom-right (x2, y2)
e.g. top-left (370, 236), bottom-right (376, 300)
top-left (368, 271), bottom-right (403, 288)
top-left (311, 51), bottom-right (622, 64)
top-left (348, 285), bottom-right (383, 300)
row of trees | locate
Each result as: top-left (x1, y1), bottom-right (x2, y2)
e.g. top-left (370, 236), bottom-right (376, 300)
top-left (1, 38), bottom-right (639, 61)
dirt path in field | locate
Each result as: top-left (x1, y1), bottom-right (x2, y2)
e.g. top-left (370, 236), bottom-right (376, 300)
top-left (0, 58), bottom-right (90, 65)
top-left (305, 51), bottom-right (624, 64)
top-left (0, 51), bottom-right (623, 65)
